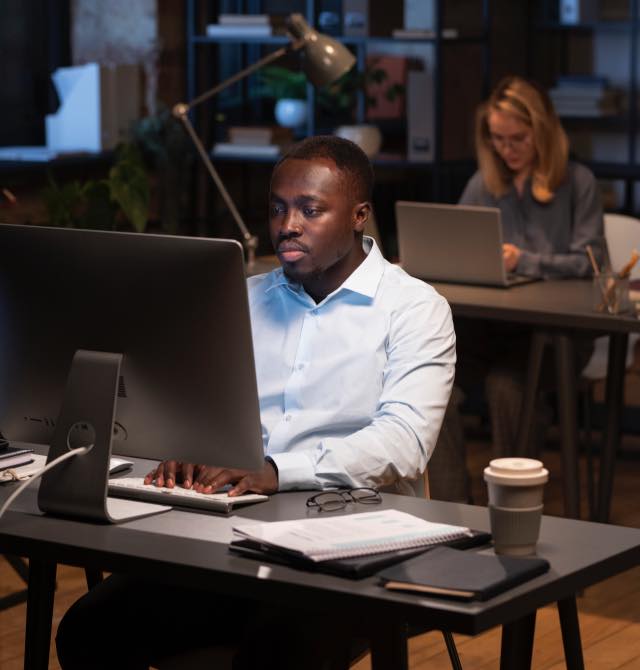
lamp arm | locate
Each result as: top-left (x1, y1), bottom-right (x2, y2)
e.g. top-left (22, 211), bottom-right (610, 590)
top-left (178, 112), bottom-right (250, 239)
top-left (180, 41), bottom-right (303, 113)
top-left (173, 40), bottom-right (304, 269)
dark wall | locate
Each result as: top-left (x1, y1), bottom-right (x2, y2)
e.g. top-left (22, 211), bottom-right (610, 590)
top-left (0, 0), bottom-right (70, 146)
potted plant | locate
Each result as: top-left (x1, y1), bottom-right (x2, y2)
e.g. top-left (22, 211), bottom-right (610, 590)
top-left (43, 143), bottom-right (150, 233)
top-left (319, 59), bottom-right (405, 157)
top-left (255, 66), bottom-right (309, 129)
top-left (43, 107), bottom-right (195, 234)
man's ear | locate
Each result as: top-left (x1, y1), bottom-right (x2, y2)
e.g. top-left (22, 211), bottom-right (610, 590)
top-left (353, 202), bottom-right (371, 233)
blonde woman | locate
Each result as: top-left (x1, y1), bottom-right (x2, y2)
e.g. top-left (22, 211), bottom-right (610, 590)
top-left (461, 75), bottom-right (602, 276)
top-left (431, 77), bottom-right (603, 496)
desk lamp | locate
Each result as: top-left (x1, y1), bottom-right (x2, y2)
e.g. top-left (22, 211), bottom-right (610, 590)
top-left (173, 13), bottom-right (356, 272)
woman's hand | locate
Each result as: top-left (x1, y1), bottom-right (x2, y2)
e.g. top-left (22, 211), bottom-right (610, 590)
top-left (503, 243), bottom-right (521, 272)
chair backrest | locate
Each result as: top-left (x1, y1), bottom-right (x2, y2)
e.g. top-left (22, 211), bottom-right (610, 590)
top-left (423, 466), bottom-right (431, 500)
top-left (604, 213), bottom-right (640, 279)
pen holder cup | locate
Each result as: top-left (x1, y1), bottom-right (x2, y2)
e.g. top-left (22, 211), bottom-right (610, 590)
top-left (593, 274), bottom-right (630, 315)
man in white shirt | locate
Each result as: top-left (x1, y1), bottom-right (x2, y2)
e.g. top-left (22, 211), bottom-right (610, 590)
top-left (56, 136), bottom-right (455, 670)
top-left (142, 135), bottom-right (456, 498)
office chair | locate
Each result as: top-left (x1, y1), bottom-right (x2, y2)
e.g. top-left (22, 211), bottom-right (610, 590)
top-left (405, 466), bottom-right (464, 670)
top-left (580, 213), bottom-right (640, 516)
top-left (154, 468), bottom-right (463, 670)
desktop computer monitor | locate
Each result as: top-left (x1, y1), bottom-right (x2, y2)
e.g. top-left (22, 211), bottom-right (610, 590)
top-left (0, 224), bottom-right (265, 519)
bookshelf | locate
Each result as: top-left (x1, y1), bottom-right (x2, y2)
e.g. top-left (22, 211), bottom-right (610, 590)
top-left (529, 0), bottom-right (640, 213)
top-left (183, 0), bottom-right (492, 252)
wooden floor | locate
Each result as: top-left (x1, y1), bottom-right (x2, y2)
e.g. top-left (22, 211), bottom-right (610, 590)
top-left (1, 433), bottom-right (639, 669)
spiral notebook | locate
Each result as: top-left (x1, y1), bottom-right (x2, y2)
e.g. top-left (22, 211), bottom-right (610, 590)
top-left (231, 509), bottom-right (474, 562)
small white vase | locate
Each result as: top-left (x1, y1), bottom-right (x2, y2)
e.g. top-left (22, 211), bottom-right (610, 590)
top-left (334, 124), bottom-right (382, 158)
top-left (274, 99), bottom-right (308, 129)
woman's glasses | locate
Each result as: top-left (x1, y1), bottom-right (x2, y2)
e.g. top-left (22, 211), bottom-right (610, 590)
top-left (489, 132), bottom-right (532, 151)
top-left (306, 487), bottom-right (381, 512)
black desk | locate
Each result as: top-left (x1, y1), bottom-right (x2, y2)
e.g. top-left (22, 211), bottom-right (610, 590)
top-left (1, 471), bottom-right (639, 670)
top-left (432, 279), bottom-right (640, 522)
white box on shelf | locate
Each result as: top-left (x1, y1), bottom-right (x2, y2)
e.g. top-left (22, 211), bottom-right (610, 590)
top-left (407, 69), bottom-right (434, 163)
top-left (46, 63), bottom-right (140, 153)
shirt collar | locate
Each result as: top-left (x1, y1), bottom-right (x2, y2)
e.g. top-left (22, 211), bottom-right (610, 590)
top-left (264, 236), bottom-right (384, 300)
top-left (339, 236), bottom-right (384, 299)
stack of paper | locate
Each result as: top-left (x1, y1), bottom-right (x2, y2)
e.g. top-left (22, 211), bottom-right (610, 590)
top-left (0, 446), bottom-right (35, 472)
top-left (232, 509), bottom-right (471, 562)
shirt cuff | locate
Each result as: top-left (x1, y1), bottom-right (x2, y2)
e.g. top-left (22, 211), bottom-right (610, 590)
top-left (516, 250), bottom-right (541, 278)
top-left (268, 451), bottom-right (317, 491)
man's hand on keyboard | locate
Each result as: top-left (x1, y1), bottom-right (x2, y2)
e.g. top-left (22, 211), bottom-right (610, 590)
top-left (143, 460), bottom-right (278, 496)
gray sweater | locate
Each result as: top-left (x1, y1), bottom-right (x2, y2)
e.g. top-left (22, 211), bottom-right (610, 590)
top-left (459, 162), bottom-right (603, 278)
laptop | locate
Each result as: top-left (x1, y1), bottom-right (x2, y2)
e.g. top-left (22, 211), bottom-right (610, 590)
top-left (395, 201), bottom-right (538, 288)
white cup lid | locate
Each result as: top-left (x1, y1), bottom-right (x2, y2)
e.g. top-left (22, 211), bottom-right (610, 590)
top-left (483, 457), bottom-right (549, 487)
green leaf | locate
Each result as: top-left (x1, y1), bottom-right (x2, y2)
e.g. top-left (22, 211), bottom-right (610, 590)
top-left (253, 66), bottom-right (308, 100)
top-left (108, 144), bottom-right (150, 233)
top-left (42, 177), bottom-right (84, 228)
top-left (78, 180), bottom-right (118, 230)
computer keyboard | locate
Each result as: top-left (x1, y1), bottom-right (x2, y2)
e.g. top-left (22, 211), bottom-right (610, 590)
top-left (108, 477), bottom-right (268, 513)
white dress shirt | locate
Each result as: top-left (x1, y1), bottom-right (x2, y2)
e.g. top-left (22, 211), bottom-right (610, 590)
top-left (247, 237), bottom-right (456, 493)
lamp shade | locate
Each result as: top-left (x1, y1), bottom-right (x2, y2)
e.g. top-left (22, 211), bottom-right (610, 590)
top-left (286, 13), bottom-right (356, 87)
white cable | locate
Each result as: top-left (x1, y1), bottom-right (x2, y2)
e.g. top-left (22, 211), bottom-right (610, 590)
top-left (0, 446), bottom-right (92, 520)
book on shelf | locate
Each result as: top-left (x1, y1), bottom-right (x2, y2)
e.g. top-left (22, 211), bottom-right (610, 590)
top-left (218, 14), bottom-right (282, 26)
top-left (212, 143), bottom-right (283, 158)
top-left (379, 545), bottom-right (550, 601)
top-left (227, 126), bottom-right (294, 146)
top-left (206, 14), bottom-right (287, 38)
top-left (0, 146), bottom-right (59, 162)
top-left (206, 24), bottom-right (275, 37)
top-left (391, 28), bottom-right (459, 40)
top-left (555, 74), bottom-right (609, 90)
top-left (549, 80), bottom-right (622, 117)
top-left (231, 509), bottom-right (475, 562)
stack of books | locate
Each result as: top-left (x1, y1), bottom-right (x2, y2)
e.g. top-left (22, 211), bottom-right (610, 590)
top-left (212, 126), bottom-right (294, 159)
top-left (205, 14), bottom-right (287, 38)
top-left (549, 76), bottom-right (622, 118)
top-left (391, 28), bottom-right (459, 40)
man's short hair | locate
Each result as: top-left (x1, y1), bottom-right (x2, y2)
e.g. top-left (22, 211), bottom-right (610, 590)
top-left (275, 135), bottom-right (374, 203)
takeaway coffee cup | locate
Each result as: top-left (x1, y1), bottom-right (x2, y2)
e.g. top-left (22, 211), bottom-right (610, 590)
top-left (483, 457), bottom-right (549, 556)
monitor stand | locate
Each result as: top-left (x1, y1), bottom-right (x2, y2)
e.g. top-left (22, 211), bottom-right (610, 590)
top-left (38, 350), bottom-right (170, 523)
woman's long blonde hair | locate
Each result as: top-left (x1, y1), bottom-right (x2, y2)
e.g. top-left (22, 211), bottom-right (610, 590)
top-left (475, 76), bottom-right (568, 203)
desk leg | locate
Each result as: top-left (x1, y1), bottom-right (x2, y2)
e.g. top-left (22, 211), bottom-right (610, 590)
top-left (24, 559), bottom-right (57, 670)
top-left (369, 622), bottom-right (409, 670)
top-left (553, 334), bottom-right (581, 519)
top-left (516, 331), bottom-right (548, 457)
top-left (84, 569), bottom-right (103, 590)
top-left (500, 611), bottom-right (536, 670)
top-left (597, 332), bottom-right (627, 523)
top-left (558, 596), bottom-right (585, 670)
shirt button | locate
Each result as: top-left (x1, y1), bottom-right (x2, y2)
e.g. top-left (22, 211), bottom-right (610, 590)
top-left (297, 363), bottom-right (305, 371)
top-left (284, 414), bottom-right (292, 422)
